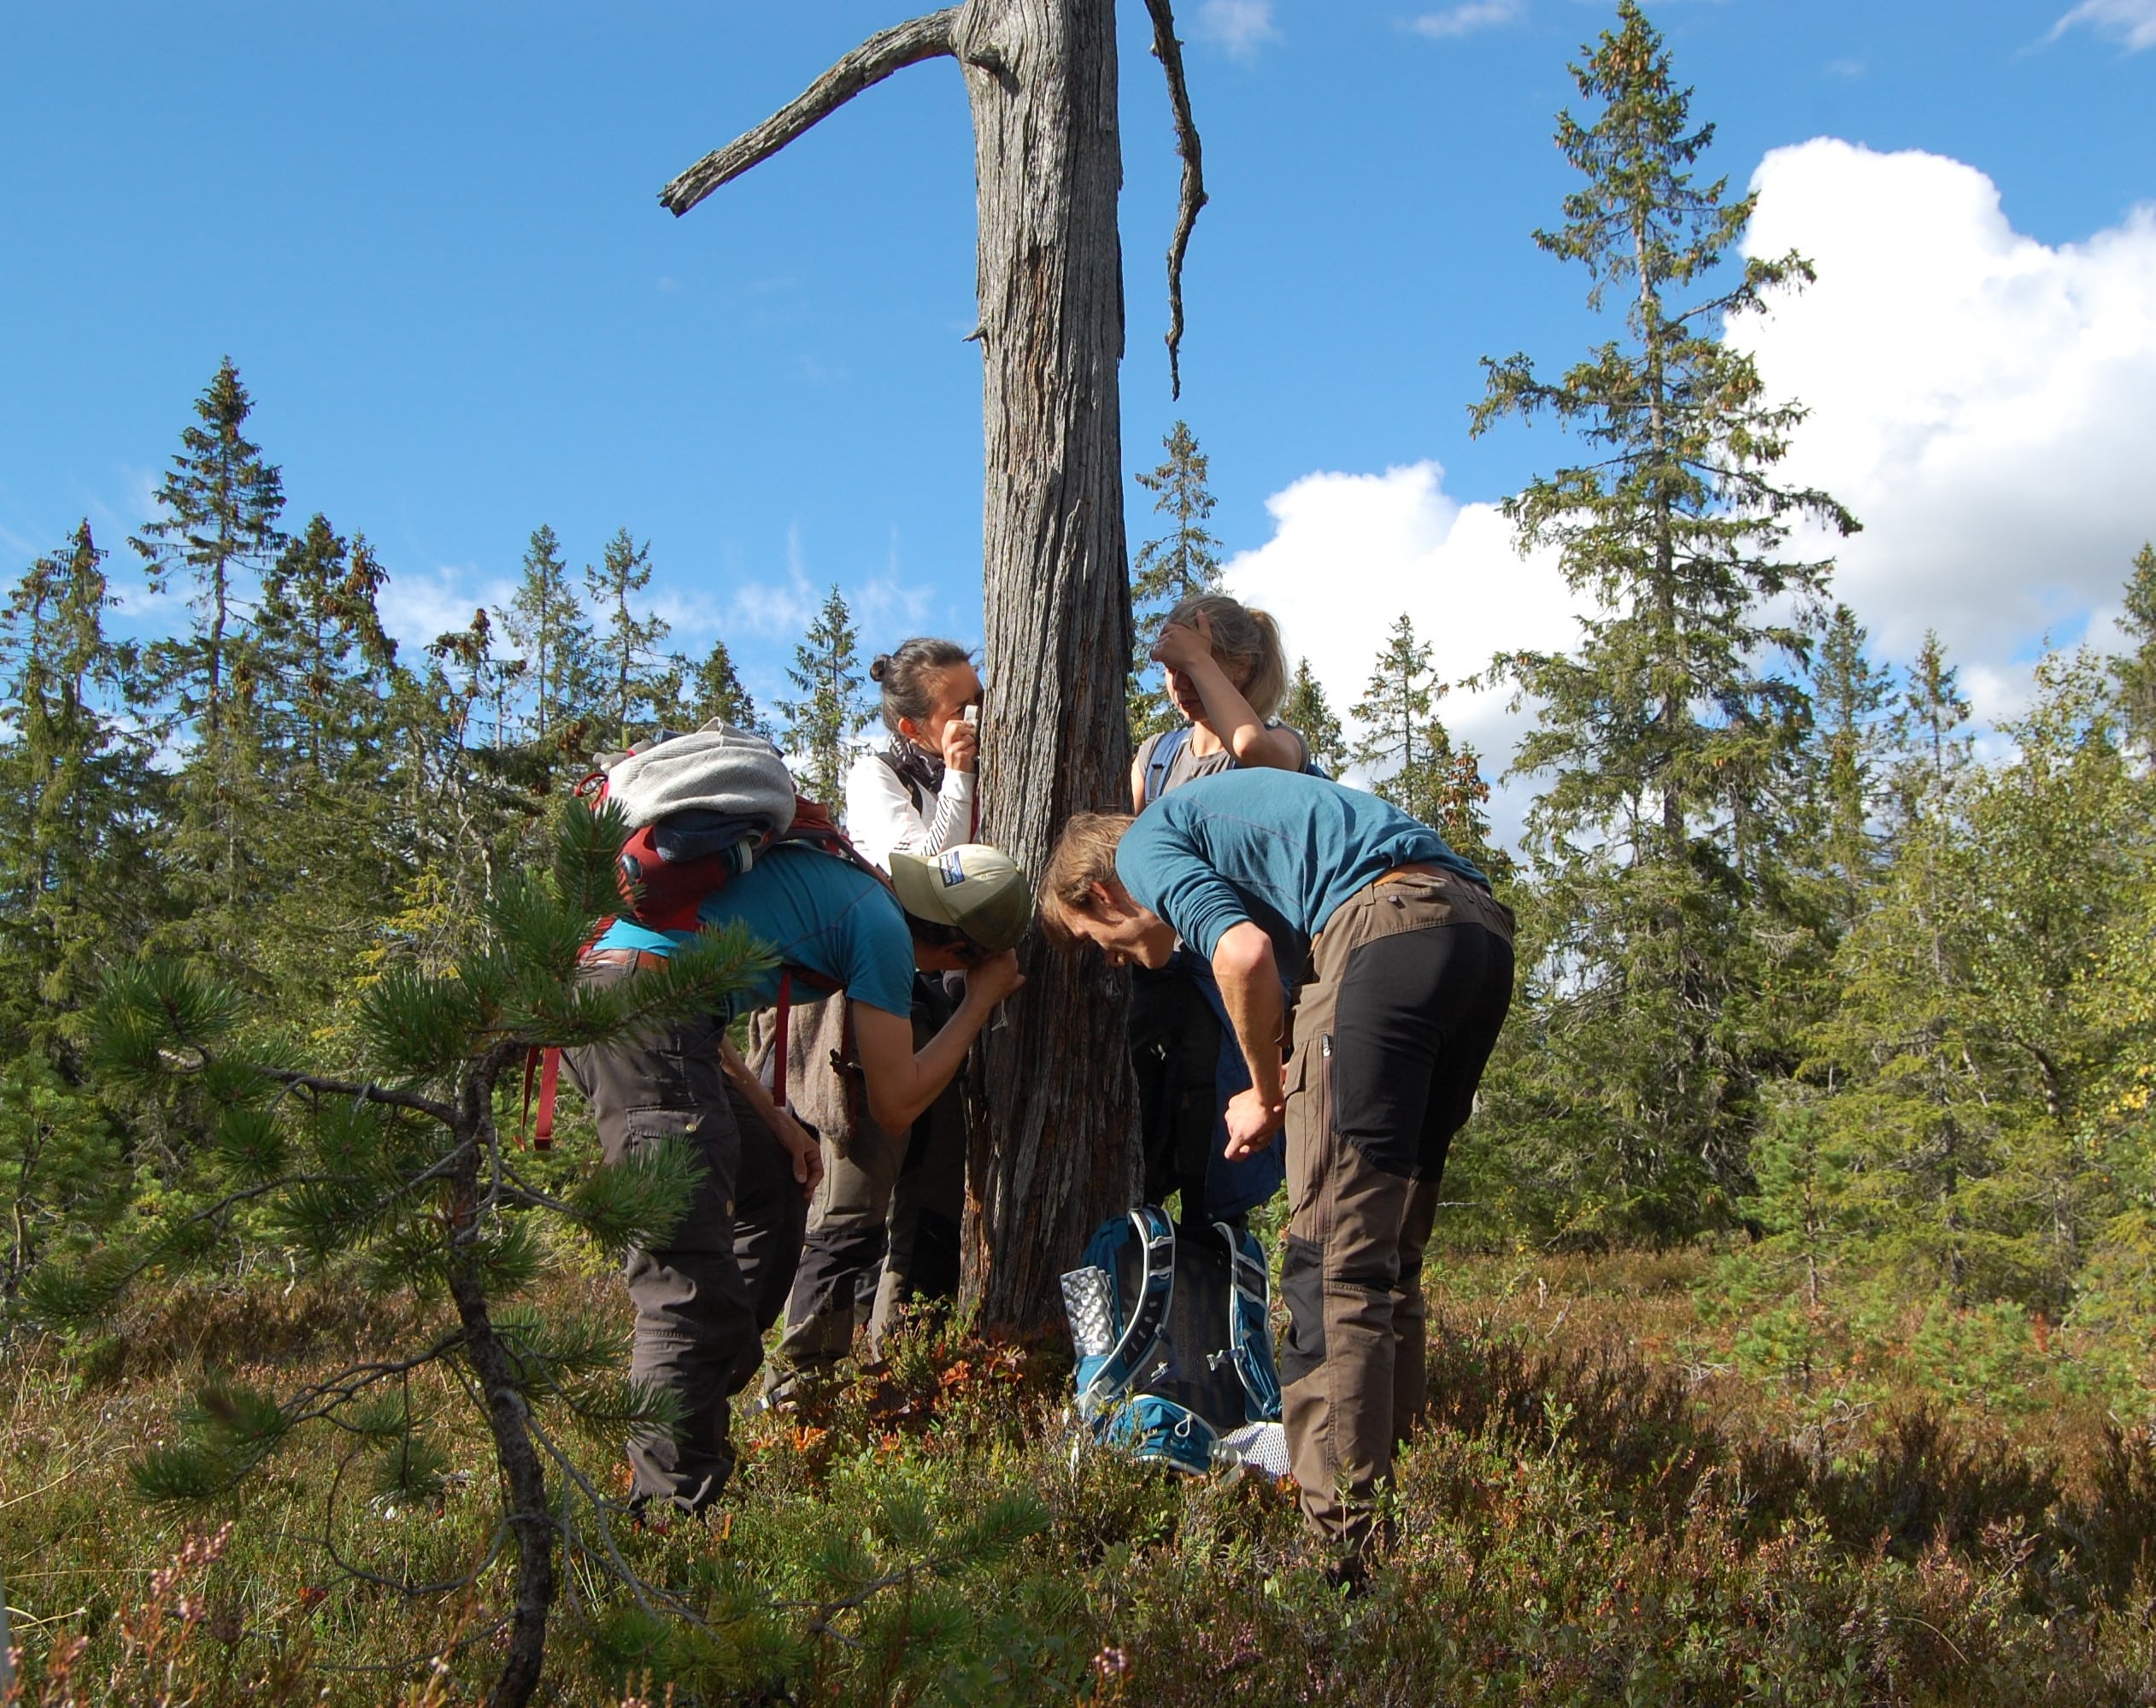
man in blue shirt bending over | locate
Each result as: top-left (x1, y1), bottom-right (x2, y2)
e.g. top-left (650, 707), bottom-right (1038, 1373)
top-left (1039, 769), bottom-right (1514, 1577)
top-left (571, 837), bottom-right (1029, 1515)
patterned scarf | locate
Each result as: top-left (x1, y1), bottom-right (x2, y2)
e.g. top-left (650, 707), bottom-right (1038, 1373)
top-left (884, 736), bottom-right (945, 811)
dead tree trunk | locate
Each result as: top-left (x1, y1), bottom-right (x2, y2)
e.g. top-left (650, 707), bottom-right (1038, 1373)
top-left (661, 2), bottom-right (1204, 1327)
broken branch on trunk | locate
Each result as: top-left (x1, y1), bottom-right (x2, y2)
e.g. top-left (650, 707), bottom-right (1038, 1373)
top-left (660, 10), bottom-right (960, 215)
top-left (1144, 0), bottom-right (1207, 398)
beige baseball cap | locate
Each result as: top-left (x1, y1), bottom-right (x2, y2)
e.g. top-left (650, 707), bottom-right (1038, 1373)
top-left (887, 842), bottom-right (1031, 953)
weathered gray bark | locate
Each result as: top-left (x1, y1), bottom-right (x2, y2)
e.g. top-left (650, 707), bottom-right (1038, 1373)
top-left (662, 0), bottom-right (1201, 1327)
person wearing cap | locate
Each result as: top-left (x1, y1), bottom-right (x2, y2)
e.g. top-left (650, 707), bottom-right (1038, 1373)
top-left (567, 830), bottom-right (1028, 1515)
top-left (764, 639), bottom-right (985, 1394)
top-left (1037, 769), bottom-right (1514, 1578)
top-left (765, 836), bottom-right (1028, 1395)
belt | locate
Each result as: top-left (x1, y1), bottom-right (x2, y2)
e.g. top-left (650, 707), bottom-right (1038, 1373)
top-left (1374, 860), bottom-right (1448, 885)
top-left (579, 947), bottom-right (671, 972)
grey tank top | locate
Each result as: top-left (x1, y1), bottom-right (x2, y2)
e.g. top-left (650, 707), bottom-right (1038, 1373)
top-left (1137, 721), bottom-right (1310, 806)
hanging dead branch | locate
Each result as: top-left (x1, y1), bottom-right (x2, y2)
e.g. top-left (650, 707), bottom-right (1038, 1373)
top-left (1144, 0), bottom-right (1207, 398)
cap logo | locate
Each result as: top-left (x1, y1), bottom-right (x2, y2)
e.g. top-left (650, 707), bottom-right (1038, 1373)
top-left (937, 849), bottom-right (967, 887)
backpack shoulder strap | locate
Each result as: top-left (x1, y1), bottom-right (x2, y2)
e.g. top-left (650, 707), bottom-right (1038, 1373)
top-left (1219, 1221), bottom-right (1283, 1423)
top-left (1142, 726), bottom-right (1186, 807)
top-left (1076, 1206), bottom-right (1178, 1419)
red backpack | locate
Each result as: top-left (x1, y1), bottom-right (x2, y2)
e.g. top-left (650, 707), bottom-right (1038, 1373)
top-left (522, 760), bottom-right (886, 1149)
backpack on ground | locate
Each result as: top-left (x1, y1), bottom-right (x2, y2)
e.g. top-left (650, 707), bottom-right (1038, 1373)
top-left (1060, 1206), bottom-right (1287, 1476)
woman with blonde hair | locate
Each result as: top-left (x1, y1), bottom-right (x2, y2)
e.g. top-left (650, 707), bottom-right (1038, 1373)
top-left (1128, 591), bottom-right (1311, 1230)
top-left (1131, 591), bottom-right (1308, 809)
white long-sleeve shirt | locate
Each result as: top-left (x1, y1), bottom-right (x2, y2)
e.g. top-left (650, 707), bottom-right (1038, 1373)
top-left (844, 747), bottom-right (978, 875)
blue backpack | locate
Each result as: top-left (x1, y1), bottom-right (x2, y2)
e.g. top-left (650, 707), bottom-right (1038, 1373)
top-left (1060, 1207), bottom-right (1286, 1476)
top-left (1140, 723), bottom-right (1329, 807)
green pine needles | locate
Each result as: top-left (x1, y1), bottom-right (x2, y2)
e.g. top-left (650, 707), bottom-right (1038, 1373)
top-left (26, 798), bottom-right (768, 1708)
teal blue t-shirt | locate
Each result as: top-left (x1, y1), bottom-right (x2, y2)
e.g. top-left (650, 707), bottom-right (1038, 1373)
top-left (1113, 769), bottom-right (1489, 972)
top-left (591, 843), bottom-right (916, 1019)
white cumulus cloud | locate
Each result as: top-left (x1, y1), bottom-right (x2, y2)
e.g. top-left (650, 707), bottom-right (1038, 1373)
top-left (1193, 0), bottom-right (1280, 60)
top-left (1220, 461), bottom-right (1573, 842)
top-left (1730, 138), bottom-right (2156, 713)
top-left (2049, 0), bottom-right (2156, 50)
top-left (1408, 0), bottom-right (1524, 41)
top-left (1220, 140), bottom-right (2156, 843)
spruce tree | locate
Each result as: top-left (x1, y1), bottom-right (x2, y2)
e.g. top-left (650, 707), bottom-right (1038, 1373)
top-left (1466, 2), bottom-right (1857, 1230)
top-left (2108, 542), bottom-right (2156, 768)
top-left (778, 584), bottom-right (868, 810)
top-left (585, 527), bottom-right (670, 751)
top-left (256, 514), bottom-right (397, 781)
top-left (130, 358), bottom-right (287, 744)
top-left (1281, 657), bottom-right (1348, 778)
top-left (1350, 614), bottom-right (1507, 878)
top-left (0, 522), bottom-right (159, 1051)
top-left (1807, 602), bottom-right (1895, 924)
top-left (498, 524), bottom-right (598, 759)
top-left (1129, 420), bottom-right (1224, 738)
top-left (1810, 646), bottom-right (2142, 1307)
top-left (684, 635), bottom-right (761, 731)
top-left (129, 361), bottom-right (291, 970)
top-left (26, 800), bottom-right (768, 1708)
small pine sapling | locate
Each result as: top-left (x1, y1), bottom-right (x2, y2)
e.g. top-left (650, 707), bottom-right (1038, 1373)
top-left (25, 798), bottom-right (769, 1708)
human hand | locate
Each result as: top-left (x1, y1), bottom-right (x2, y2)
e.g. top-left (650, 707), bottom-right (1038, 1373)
top-left (1223, 1087), bottom-right (1285, 1160)
top-left (940, 713), bottom-right (978, 774)
top-left (1148, 611), bottom-right (1214, 672)
top-left (965, 948), bottom-right (1026, 1008)
top-left (771, 1105), bottom-right (825, 1201)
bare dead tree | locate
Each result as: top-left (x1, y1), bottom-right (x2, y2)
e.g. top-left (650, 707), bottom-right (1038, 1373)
top-left (662, 0), bottom-right (1206, 1326)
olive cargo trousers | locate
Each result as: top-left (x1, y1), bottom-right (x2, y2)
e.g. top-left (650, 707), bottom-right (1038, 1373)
top-left (567, 953), bottom-right (807, 1512)
top-left (1278, 868), bottom-right (1515, 1559)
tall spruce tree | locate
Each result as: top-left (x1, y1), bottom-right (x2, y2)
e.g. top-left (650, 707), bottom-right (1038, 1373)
top-left (131, 361), bottom-right (290, 968)
top-left (498, 524), bottom-right (597, 760)
top-left (778, 584), bottom-right (868, 810)
top-left (585, 527), bottom-right (670, 751)
top-left (1466, 2), bottom-right (1856, 1230)
top-left (130, 358), bottom-right (287, 744)
top-left (1129, 420), bottom-right (1224, 737)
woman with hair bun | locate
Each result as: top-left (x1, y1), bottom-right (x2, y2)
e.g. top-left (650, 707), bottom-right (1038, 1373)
top-left (847, 637), bottom-right (982, 872)
top-left (1128, 591), bottom-right (1310, 1233)
top-left (769, 637), bottom-right (983, 1398)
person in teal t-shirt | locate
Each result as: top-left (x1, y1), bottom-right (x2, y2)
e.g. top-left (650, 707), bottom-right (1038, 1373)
top-left (1039, 770), bottom-right (1514, 1581)
top-left (568, 838), bottom-right (1029, 1516)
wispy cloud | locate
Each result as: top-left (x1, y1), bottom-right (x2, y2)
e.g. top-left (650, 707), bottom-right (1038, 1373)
top-left (2049, 0), bottom-right (2156, 49)
top-left (1192, 0), bottom-right (1280, 61)
top-left (1408, 0), bottom-right (1524, 41)
top-left (1825, 57), bottom-right (1865, 79)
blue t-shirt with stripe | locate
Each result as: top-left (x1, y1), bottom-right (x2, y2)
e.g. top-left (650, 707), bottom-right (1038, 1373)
top-left (591, 842), bottom-right (916, 1019)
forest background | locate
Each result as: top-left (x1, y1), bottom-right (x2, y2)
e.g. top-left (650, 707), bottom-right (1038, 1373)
top-left (5, 3), bottom-right (2156, 1705)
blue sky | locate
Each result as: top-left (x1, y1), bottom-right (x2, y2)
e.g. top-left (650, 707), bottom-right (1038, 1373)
top-left (3, 1), bottom-right (2153, 820)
